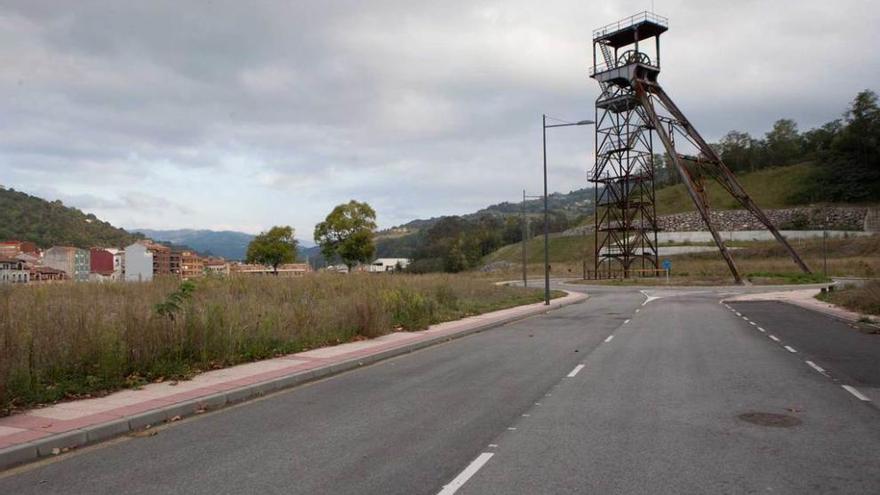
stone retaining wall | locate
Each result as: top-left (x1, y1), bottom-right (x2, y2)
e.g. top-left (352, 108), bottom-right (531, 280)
top-left (563, 206), bottom-right (870, 236)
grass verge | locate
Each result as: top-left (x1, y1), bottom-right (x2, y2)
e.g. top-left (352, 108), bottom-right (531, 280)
top-left (816, 281), bottom-right (880, 318)
top-left (0, 273), bottom-right (556, 415)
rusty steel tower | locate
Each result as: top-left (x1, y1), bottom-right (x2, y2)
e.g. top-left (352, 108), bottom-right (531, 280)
top-left (589, 12), bottom-right (811, 283)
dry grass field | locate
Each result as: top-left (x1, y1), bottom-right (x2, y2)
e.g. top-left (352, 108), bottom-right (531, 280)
top-left (0, 274), bottom-right (550, 414)
top-left (487, 234), bottom-right (880, 285)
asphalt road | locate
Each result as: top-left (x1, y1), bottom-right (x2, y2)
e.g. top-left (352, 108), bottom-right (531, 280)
top-left (1, 283), bottom-right (879, 494)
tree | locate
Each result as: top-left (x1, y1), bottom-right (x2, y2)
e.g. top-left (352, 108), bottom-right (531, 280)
top-left (764, 119), bottom-right (802, 167)
top-left (246, 226), bottom-right (298, 274)
top-left (314, 200), bottom-right (377, 271)
top-left (718, 130), bottom-right (756, 172)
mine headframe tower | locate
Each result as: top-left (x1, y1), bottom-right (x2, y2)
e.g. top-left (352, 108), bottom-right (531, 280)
top-left (589, 12), bottom-right (811, 283)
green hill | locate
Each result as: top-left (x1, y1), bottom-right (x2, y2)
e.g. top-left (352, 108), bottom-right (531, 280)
top-left (0, 187), bottom-right (142, 249)
top-left (655, 162), bottom-right (817, 216)
top-left (485, 162), bottom-right (875, 268)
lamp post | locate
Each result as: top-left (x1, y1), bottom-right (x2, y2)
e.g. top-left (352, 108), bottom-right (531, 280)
top-left (522, 190), bottom-right (543, 288)
top-left (542, 114), bottom-right (595, 305)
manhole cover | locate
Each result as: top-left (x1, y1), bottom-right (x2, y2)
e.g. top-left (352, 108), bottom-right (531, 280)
top-left (737, 412), bottom-right (802, 427)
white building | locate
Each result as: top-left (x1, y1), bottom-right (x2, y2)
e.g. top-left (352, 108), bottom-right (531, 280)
top-left (367, 258), bottom-right (411, 273)
top-left (124, 242), bottom-right (153, 282)
top-left (0, 257), bottom-right (29, 284)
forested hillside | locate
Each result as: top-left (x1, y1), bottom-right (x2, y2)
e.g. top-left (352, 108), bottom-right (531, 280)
top-left (0, 187), bottom-right (142, 248)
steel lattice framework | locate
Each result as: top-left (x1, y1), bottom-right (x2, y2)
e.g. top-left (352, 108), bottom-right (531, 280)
top-left (589, 12), bottom-right (811, 283)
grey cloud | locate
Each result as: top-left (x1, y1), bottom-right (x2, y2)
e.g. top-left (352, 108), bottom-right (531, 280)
top-left (0, 0), bottom-right (877, 231)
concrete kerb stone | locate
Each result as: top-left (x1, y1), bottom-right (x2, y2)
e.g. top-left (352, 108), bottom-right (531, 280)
top-left (0, 444), bottom-right (38, 470)
top-left (0, 291), bottom-right (587, 472)
top-left (35, 430), bottom-right (88, 457)
top-left (85, 418), bottom-right (131, 444)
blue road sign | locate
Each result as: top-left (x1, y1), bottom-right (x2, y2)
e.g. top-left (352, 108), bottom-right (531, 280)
top-left (662, 259), bottom-right (672, 271)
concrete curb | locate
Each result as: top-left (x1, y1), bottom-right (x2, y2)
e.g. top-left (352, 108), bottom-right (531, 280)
top-left (0, 290), bottom-right (588, 472)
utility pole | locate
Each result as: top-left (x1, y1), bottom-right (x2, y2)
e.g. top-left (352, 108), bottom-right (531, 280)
top-left (522, 190), bottom-right (527, 288)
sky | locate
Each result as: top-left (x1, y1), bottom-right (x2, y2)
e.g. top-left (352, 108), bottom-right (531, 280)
top-left (1, 0), bottom-right (878, 236)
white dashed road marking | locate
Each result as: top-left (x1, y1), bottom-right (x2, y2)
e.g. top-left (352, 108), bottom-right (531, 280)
top-left (769, 335), bottom-right (781, 342)
top-left (567, 364), bottom-right (585, 378)
top-left (784, 345), bottom-right (797, 353)
top-left (805, 361), bottom-right (826, 373)
top-left (623, 319), bottom-right (630, 325)
top-left (604, 335), bottom-right (614, 343)
top-left (438, 453), bottom-right (495, 495)
top-left (757, 326), bottom-right (766, 333)
top-left (842, 385), bottom-right (871, 402)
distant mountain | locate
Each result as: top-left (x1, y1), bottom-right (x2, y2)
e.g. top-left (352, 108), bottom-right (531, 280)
top-left (382, 187), bottom-right (595, 236)
top-left (133, 228), bottom-right (319, 262)
top-left (132, 229), bottom-right (254, 260)
top-left (0, 186), bottom-right (143, 249)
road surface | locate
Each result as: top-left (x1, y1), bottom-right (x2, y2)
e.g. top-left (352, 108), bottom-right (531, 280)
top-left (1, 283), bottom-right (878, 494)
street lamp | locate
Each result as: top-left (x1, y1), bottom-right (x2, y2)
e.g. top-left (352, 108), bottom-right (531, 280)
top-left (542, 114), bottom-right (595, 305)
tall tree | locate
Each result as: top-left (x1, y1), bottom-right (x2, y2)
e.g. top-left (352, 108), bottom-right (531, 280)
top-left (314, 200), bottom-right (377, 271)
top-left (764, 118), bottom-right (802, 166)
top-left (246, 226), bottom-right (298, 274)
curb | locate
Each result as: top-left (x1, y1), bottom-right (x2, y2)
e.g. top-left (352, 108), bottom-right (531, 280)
top-left (0, 291), bottom-right (588, 472)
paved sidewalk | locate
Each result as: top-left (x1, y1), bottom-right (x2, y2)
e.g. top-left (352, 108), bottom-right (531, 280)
top-left (0, 291), bottom-right (587, 470)
top-left (725, 287), bottom-right (878, 325)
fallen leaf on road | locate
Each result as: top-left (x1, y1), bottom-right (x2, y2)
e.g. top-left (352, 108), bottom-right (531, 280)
top-left (169, 415), bottom-right (182, 422)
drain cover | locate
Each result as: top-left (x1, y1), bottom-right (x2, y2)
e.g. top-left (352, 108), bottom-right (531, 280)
top-left (737, 412), bottom-right (802, 427)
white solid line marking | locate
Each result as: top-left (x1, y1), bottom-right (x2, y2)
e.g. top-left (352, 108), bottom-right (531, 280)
top-left (757, 327), bottom-right (766, 333)
top-left (842, 385), bottom-right (871, 401)
top-left (805, 361), bottom-right (825, 373)
top-left (604, 335), bottom-right (614, 343)
top-left (624, 319), bottom-right (630, 325)
top-left (437, 452), bottom-right (495, 495)
top-left (769, 335), bottom-right (780, 342)
top-left (567, 364), bottom-right (585, 377)
top-left (784, 346), bottom-right (797, 353)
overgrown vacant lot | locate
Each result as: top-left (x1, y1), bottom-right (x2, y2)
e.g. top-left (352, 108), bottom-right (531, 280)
top-left (0, 274), bottom-right (549, 414)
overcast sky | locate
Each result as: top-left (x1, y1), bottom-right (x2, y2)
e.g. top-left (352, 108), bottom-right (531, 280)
top-left (1, 0), bottom-right (877, 236)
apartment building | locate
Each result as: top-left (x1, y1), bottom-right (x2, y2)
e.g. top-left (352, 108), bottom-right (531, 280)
top-left (124, 242), bottom-right (153, 282)
top-left (203, 258), bottom-right (230, 276)
top-left (90, 248), bottom-right (116, 281)
top-left (147, 242), bottom-right (171, 275)
top-left (0, 240), bottom-right (39, 258)
top-left (179, 250), bottom-right (204, 279)
top-left (43, 246), bottom-right (90, 282)
top-left (0, 257), bottom-right (29, 284)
